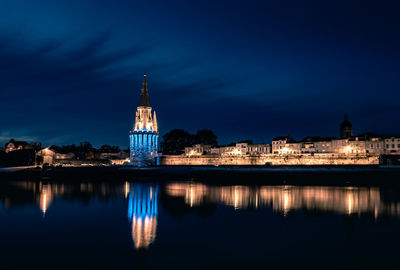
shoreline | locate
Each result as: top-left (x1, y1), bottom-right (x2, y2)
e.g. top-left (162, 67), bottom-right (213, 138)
top-left (0, 165), bottom-right (400, 186)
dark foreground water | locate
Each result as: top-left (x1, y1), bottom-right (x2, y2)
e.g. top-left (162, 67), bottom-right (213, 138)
top-left (1, 178), bottom-right (400, 269)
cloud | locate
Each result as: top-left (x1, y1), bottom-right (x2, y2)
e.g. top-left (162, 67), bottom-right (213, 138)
top-left (0, 32), bottom-right (152, 99)
top-left (0, 131), bottom-right (38, 145)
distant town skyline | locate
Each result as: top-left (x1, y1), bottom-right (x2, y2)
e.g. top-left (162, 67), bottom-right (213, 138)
top-left (1, 0), bottom-right (399, 147)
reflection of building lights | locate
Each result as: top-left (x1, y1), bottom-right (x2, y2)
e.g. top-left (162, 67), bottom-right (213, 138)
top-left (347, 195), bottom-right (353, 215)
top-left (190, 186), bottom-right (195, 207)
top-left (127, 184), bottom-right (158, 249)
top-left (124, 181), bottom-right (130, 198)
top-left (39, 184), bottom-right (52, 216)
top-left (234, 187), bottom-right (239, 209)
top-left (283, 190), bottom-right (290, 216)
top-left (165, 183), bottom-right (400, 218)
top-left (255, 193), bottom-right (258, 208)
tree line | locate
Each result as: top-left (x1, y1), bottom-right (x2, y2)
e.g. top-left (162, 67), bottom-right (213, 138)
top-left (161, 129), bottom-right (217, 155)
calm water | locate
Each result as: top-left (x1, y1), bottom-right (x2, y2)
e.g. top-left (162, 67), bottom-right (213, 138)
top-left (1, 179), bottom-right (400, 269)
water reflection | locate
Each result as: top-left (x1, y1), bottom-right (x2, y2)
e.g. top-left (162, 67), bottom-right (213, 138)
top-left (127, 184), bottom-right (158, 249)
top-left (166, 183), bottom-right (400, 217)
top-left (2, 181), bottom-right (400, 220)
top-left (1, 180), bottom-right (400, 254)
top-left (1, 179), bottom-right (400, 268)
top-left (0, 181), bottom-right (160, 250)
top-left (39, 184), bottom-right (52, 216)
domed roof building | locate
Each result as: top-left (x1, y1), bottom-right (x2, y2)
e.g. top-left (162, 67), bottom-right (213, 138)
top-left (340, 114), bottom-right (353, 138)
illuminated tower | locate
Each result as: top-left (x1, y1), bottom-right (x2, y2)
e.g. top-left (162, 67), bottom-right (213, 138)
top-left (129, 75), bottom-right (159, 166)
top-left (127, 184), bottom-right (158, 249)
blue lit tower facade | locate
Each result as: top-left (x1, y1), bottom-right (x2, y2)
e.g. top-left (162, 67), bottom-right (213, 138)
top-left (129, 75), bottom-right (159, 166)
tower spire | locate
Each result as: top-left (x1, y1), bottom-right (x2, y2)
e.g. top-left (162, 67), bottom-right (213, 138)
top-left (139, 74), bottom-right (150, 107)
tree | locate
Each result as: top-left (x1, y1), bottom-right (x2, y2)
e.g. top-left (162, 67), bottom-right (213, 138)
top-left (161, 129), bottom-right (193, 155)
top-left (193, 129), bottom-right (218, 146)
top-left (79, 142), bottom-right (93, 152)
top-left (237, 139), bottom-right (253, 144)
top-left (99, 145), bottom-right (120, 153)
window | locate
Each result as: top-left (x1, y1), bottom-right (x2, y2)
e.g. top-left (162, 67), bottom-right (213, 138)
top-left (392, 144), bottom-right (395, 148)
top-left (387, 144), bottom-right (390, 148)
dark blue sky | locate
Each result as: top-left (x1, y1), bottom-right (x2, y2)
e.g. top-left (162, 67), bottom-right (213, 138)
top-left (1, 0), bottom-right (399, 147)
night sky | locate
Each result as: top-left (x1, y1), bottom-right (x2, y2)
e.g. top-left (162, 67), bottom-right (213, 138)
top-left (1, 0), bottom-right (399, 148)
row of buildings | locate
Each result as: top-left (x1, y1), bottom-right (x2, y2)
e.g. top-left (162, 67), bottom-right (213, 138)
top-left (3, 139), bottom-right (41, 153)
top-left (185, 115), bottom-right (400, 157)
top-left (34, 148), bottom-right (129, 165)
top-left (1, 139), bottom-right (130, 166)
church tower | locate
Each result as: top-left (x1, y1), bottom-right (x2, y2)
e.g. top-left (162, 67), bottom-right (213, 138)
top-left (340, 114), bottom-right (353, 139)
top-left (129, 75), bottom-right (159, 166)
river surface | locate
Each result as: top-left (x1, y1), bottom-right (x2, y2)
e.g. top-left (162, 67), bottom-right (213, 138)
top-left (0, 179), bottom-right (400, 269)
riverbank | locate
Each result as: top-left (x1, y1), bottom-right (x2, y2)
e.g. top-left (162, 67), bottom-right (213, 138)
top-left (160, 154), bottom-right (382, 166)
top-left (1, 165), bottom-right (400, 186)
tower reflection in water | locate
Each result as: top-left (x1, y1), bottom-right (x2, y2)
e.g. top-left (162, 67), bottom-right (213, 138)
top-left (127, 184), bottom-right (158, 249)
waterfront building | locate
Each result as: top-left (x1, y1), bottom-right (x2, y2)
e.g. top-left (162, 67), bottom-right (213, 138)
top-left (384, 137), bottom-right (400, 154)
top-left (365, 137), bottom-right (385, 154)
top-left (173, 114), bottom-right (400, 166)
top-left (219, 143), bottom-right (249, 155)
top-left (331, 138), bottom-right (367, 154)
top-left (55, 152), bottom-right (75, 160)
top-left (248, 144), bottom-right (271, 155)
top-left (185, 135), bottom-right (400, 159)
top-left (36, 148), bottom-right (56, 164)
top-left (313, 140), bottom-right (333, 153)
top-left (185, 142), bottom-right (271, 156)
top-left (210, 147), bottom-right (223, 155)
top-left (98, 151), bottom-right (129, 160)
top-left (36, 148), bottom-right (76, 165)
top-left (272, 136), bottom-right (294, 155)
top-left (184, 144), bottom-right (211, 156)
top-left (129, 75), bottom-right (159, 166)
top-left (5, 139), bottom-right (34, 153)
